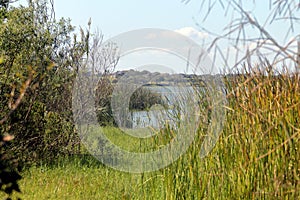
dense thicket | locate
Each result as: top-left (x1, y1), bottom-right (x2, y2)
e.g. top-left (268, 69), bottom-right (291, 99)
top-left (0, 1), bottom-right (89, 197)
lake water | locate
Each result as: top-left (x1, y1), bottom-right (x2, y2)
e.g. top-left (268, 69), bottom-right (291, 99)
top-left (131, 86), bottom-right (195, 129)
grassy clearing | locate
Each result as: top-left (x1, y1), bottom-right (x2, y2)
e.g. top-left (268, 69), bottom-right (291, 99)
top-left (7, 66), bottom-right (300, 199)
top-left (9, 155), bottom-right (165, 200)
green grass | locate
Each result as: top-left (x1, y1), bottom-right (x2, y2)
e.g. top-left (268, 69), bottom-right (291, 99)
top-left (8, 155), bottom-right (165, 200)
top-left (6, 65), bottom-right (300, 199)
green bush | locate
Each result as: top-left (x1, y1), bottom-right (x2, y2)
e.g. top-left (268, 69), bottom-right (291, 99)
top-left (129, 87), bottom-right (166, 111)
top-left (0, 1), bottom-right (86, 165)
top-left (95, 76), bottom-right (167, 126)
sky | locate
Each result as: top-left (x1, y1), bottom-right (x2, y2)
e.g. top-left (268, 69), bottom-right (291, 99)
top-left (14, 0), bottom-right (299, 74)
top-left (55, 0), bottom-right (201, 38)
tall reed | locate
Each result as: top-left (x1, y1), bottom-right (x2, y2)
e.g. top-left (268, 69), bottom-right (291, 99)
top-left (147, 63), bottom-right (300, 199)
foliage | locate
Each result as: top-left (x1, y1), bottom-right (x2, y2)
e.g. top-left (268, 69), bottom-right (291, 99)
top-left (0, 0), bottom-right (88, 161)
top-left (95, 76), bottom-right (167, 126)
top-left (129, 86), bottom-right (166, 111)
top-left (0, 135), bottom-right (22, 200)
top-left (95, 77), bottom-right (115, 126)
top-left (157, 64), bottom-right (299, 199)
top-left (0, 0), bottom-right (88, 198)
top-left (44, 63), bottom-right (298, 199)
top-left (0, 0), bottom-right (299, 199)
top-left (9, 69), bottom-right (300, 199)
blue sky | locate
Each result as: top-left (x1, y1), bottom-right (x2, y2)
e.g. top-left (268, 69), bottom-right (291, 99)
top-left (50, 0), bottom-right (297, 42)
top-left (54, 0), bottom-right (201, 38)
top-left (14, 0), bottom-right (299, 74)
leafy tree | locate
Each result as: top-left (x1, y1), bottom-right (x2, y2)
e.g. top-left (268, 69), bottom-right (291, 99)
top-left (0, 1), bottom-right (90, 198)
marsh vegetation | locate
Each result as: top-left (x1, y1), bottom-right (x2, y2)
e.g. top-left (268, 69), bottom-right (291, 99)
top-left (0, 0), bottom-right (299, 199)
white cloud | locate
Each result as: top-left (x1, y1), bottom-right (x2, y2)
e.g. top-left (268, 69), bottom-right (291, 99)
top-left (175, 27), bottom-right (209, 42)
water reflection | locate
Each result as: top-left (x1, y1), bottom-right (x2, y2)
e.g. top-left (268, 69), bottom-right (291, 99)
top-left (131, 86), bottom-right (194, 129)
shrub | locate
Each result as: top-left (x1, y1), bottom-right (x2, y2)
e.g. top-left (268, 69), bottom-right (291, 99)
top-left (95, 76), bottom-right (167, 126)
